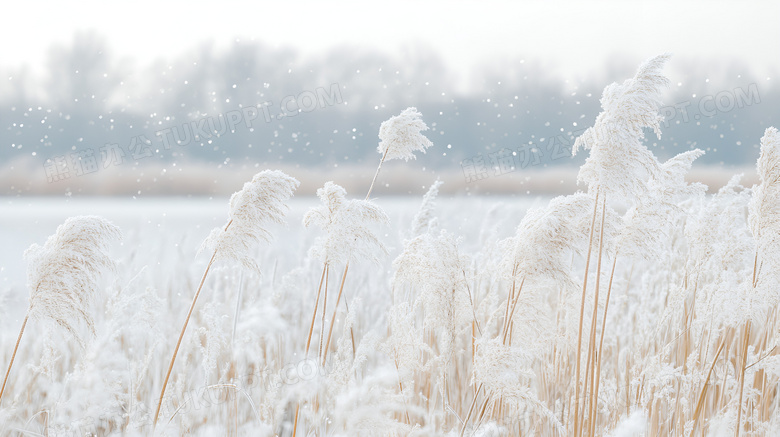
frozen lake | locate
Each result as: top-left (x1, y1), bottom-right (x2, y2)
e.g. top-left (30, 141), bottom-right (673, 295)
top-left (0, 194), bottom-right (544, 302)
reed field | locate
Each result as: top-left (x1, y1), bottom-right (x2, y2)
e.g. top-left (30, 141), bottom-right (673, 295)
top-left (1, 54), bottom-right (779, 437)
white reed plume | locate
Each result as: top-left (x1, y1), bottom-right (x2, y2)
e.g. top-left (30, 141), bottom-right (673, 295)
top-left (383, 301), bottom-right (432, 389)
top-left (367, 107), bottom-right (433, 198)
top-left (588, 150), bottom-right (705, 434)
top-left (202, 169), bottom-right (301, 273)
top-left (655, 149), bottom-right (708, 201)
top-left (499, 192), bottom-right (607, 289)
top-left (410, 179), bottom-right (443, 238)
top-left (0, 215), bottom-right (121, 406)
top-left (685, 174), bottom-right (752, 279)
top-left (392, 229), bottom-right (474, 412)
top-left (154, 169), bottom-right (299, 427)
top-left (377, 107), bottom-right (434, 162)
top-left (573, 53), bottom-right (671, 202)
top-left (304, 181), bottom-right (390, 266)
top-left (618, 149), bottom-right (706, 261)
top-left (569, 54), bottom-right (671, 436)
top-left (748, 126), bottom-right (780, 287)
top-left (392, 230), bottom-right (472, 337)
top-left (735, 127), bottom-right (780, 436)
top-left (301, 181), bottom-right (388, 381)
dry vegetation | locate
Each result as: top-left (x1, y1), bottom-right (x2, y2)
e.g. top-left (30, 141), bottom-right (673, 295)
top-left (1, 56), bottom-right (780, 437)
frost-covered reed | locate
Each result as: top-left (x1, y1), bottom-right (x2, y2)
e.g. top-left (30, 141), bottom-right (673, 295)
top-left (3, 57), bottom-right (780, 437)
top-left (154, 169), bottom-right (298, 427)
top-left (1, 216), bottom-right (121, 406)
top-left (289, 107), bottom-right (420, 435)
top-left (367, 107), bottom-right (433, 199)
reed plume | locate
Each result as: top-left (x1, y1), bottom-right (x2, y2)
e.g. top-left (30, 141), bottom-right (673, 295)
top-left (154, 169), bottom-right (299, 427)
top-left (367, 107), bottom-right (433, 199)
top-left (0, 215), bottom-right (121, 406)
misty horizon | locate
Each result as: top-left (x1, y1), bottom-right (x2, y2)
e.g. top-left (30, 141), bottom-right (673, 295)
top-left (1, 32), bottom-right (777, 195)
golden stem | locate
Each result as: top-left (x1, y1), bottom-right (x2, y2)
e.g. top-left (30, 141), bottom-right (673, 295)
top-left (0, 312), bottom-right (29, 406)
top-left (573, 189), bottom-right (600, 436)
top-left (322, 263), bottom-right (350, 366)
top-left (153, 219), bottom-right (232, 427)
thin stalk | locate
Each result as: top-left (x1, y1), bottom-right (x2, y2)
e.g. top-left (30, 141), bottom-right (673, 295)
top-left (394, 357), bottom-right (412, 424)
top-left (322, 263), bottom-right (349, 366)
top-left (318, 266), bottom-right (330, 360)
top-left (463, 273), bottom-right (525, 434)
top-left (294, 264), bottom-right (329, 437)
top-left (293, 263), bottom-right (328, 437)
top-left (462, 269), bottom-right (482, 336)
top-left (231, 269), bottom-right (244, 351)
top-left (735, 321), bottom-right (750, 437)
top-left (292, 404), bottom-right (300, 437)
top-left (585, 197), bottom-right (607, 437)
top-left (365, 148), bottom-right (389, 200)
top-left (163, 383), bottom-right (256, 427)
top-left (592, 255), bottom-right (618, 436)
top-left (305, 264), bottom-right (328, 356)
top-left (344, 297), bottom-right (356, 358)
top-left (502, 277), bottom-right (526, 344)
top-left (0, 312), bottom-right (29, 406)
top-left (751, 251), bottom-right (759, 288)
top-left (272, 259), bottom-right (278, 287)
top-left (746, 345), bottom-right (778, 370)
top-left (153, 220), bottom-right (232, 428)
top-left (473, 393), bottom-right (493, 432)
top-left (503, 264), bottom-right (518, 336)
top-left (736, 248), bottom-right (761, 437)
top-left (573, 189), bottom-right (600, 436)
top-left (689, 337), bottom-right (726, 437)
top-left (459, 383), bottom-right (484, 437)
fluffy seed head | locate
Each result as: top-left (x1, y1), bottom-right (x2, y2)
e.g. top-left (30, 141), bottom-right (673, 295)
top-left (25, 215), bottom-right (122, 347)
top-left (410, 179), bottom-right (443, 238)
top-left (377, 107), bottom-right (433, 161)
top-left (619, 149), bottom-right (706, 260)
top-left (749, 127), bottom-right (780, 243)
top-left (303, 181), bottom-right (390, 265)
top-left (747, 127), bottom-right (780, 309)
top-left (393, 230), bottom-right (471, 331)
top-left (202, 169), bottom-right (299, 273)
top-left (499, 193), bottom-right (609, 289)
top-left (573, 53), bottom-right (671, 202)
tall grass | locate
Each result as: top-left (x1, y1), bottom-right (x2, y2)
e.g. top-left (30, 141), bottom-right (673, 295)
top-left (1, 216), bottom-right (121, 408)
top-left (1, 59), bottom-right (779, 437)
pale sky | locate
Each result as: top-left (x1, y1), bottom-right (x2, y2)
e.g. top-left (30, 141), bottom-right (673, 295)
top-left (3, 0), bottom-right (779, 85)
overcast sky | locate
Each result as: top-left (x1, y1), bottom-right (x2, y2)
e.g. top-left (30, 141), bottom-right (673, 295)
top-left (4, 0), bottom-right (778, 89)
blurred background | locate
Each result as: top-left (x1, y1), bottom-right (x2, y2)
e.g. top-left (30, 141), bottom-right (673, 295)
top-left (0, 0), bottom-right (778, 197)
